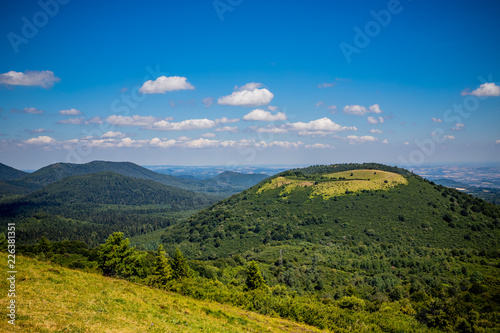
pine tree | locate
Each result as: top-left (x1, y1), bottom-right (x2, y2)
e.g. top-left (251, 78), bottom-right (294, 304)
top-left (170, 248), bottom-right (191, 280)
top-left (245, 261), bottom-right (266, 290)
top-left (98, 232), bottom-right (135, 277)
top-left (38, 236), bottom-right (51, 254)
top-left (153, 244), bottom-right (172, 285)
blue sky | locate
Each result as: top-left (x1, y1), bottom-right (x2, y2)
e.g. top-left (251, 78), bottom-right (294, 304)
top-left (1, 0), bottom-right (499, 169)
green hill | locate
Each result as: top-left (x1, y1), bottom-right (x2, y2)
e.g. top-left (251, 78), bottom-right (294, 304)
top-left (206, 171), bottom-right (268, 189)
top-left (0, 162), bottom-right (28, 180)
top-left (0, 255), bottom-right (321, 333)
top-left (161, 163), bottom-right (500, 258)
top-left (0, 161), bottom-right (266, 197)
top-left (0, 172), bottom-right (215, 246)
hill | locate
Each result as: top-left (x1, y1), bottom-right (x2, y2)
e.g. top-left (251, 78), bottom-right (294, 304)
top-left (0, 255), bottom-right (321, 332)
top-left (205, 171), bottom-right (268, 189)
top-left (0, 161), bottom-right (266, 197)
top-left (0, 172), bottom-right (215, 246)
top-left (433, 178), bottom-right (500, 205)
top-left (25, 171), bottom-right (212, 206)
top-left (0, 162), bottom-right (28, 180)
top-left (161, 163), bottom-right (500, 258)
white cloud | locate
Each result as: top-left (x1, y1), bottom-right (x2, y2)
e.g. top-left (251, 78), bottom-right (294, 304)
top-left (57, 117), bottom-right (84, 124)
top-left (85, 116), bottom-right (103, 124)
top-left (59, 108), bottom-right (82, 116)
top-left (367, 116), bottom-right (384, 124)
top-left (452, 123), bottom-right (465, 131)
top-left (169, 100), bottom-right (176, 108)
top-left (444, 135), bottom-right (456, 140)
top-left (328, 105), bottom-right (337, 113)
top-left (343, 104), bottom-right (383, 116)
top-left (286, 117), bottom-right (357, 136)
top-left (461, 82), bottom-right (500, 97)
top-left (315, 101), bottom-right (324, 108)
top-left (11, 107), bottom-right (43, 114)
top-left (381, 139), bottom-right (389, 144)
top-left (139, 76), bottom-right (195, 94)
top-left (267, 105), bottom-right (278, 111)
top-left (432, 118), bottom-right (442, 123)
top-left (251, 125), bottom-right (288, 134)
top-left (182, 138), bottom-right (222, 148)
top-left (0, 70), bottom-right (60, 88)
top-left (28, 128), bottom-right (52, 134)
top-left (215, 126), bottom-right (239, 133)
top-left (346, 135), bottom-right (377, 144)
top-left (305, 143), bottom-right (333, 149)
top-left (202, 97), bottom-right (214, 108)
top-left (148, 118), bottom-right (216, 131)
top-left (215, 117), bottom-right (240, 124)
top-left (24, 136), bottom-right (56, 145)
top-left (106, 115), bottom-right (159, 127)
top-left (217, 82), bottom-right (273, 107)
top-left (496, 140), bottom-right (500, 144)
top-left (370, 129), bottom-right (383, 134)
top-left (243, 109), bottom-right (287, 121)
top-left (201, 132), bottom-right (216, 138)
top-left (369, 104), bottom-right (383, 114)
top-left (404, 141), bottom-right (410, 145)
top-left (102, 131), bottom-right (126, 138)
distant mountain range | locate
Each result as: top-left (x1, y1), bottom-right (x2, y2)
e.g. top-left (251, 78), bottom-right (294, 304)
top-left (0, 161), bottom-right (268, 197)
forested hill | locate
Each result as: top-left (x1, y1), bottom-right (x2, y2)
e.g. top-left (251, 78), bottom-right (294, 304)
top-left (24, 171), bottom-right (213, 206)
top-left (0, 161), bottom-right (266, 196)
top-left (0, 162), bottom-right (28, 180)
top-left (161, 163), bottom-right (500, 258)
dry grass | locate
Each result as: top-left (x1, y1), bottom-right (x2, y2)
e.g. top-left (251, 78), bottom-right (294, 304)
top-left (0, 255), bottom-right (324, 332)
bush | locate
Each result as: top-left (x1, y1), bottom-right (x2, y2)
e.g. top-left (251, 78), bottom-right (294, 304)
top-left (337, 296), bottom-right (366, 311)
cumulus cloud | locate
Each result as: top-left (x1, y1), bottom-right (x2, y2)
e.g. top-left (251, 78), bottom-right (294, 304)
top-left (381, 139), bottom-right (389, 144)
top-left (432, 118), bottom-right (442, 123)
top-left (367, 116), bottom-right (384, 124)
top-left (202, 97), bottom-right (214, 108)
top-left (24, 136), bottom-right (56, 145)
top-left (11, 107), bottom-right (43, 114)
top-left (243, 109), bottom-right (287, 121)
top-left (251, 125), bottom-right (288, 134)
top-left (404, 142), bottom-right (410, 145)
top-left (57, 117), bottom-right (84, 124)
top-left (106, 115), bottom-right (159, 127)
top-left (328, 105), bottom-right (337, 113)
top-left (102, 131), bottom-right (126, 138)
top-left (217, 83), bottom-right (273, 107)
top-left (215, 117), bottom-right (240, 124)
top-left (267, 105), bottom-right (278, 111)
top-left (496, 139), bottom-right (500, 144)
top-left (343, 104), bottom-right (383, 116)
top-left (461, 82), bottom-right (500, 97)
top-left (139, 76), bottom-right (195, 94)
top-left (0, 70), bottom-right (60, 88)
top-left (201, 132), bottom-right (216, 138)
top-left (305, 143), bottom-right (334, 149)
top-left (315, 101), bottom-right (324, 108)
top-left (444, 135), bottom-right (456, 140)
top-left (27, 128), bottom-right (52, 134)
top-left (59, 108), bottom-right (82, 116)
top-left (147, 118), bottom-right (216, 131)
top-left (215, 126), bottom-right (239, 133)
top-left (346, 135), bottom-right (377, 144)
top-left (452, 123), bottom-right (465, 131)
top-left (85, 116), bottom-right (103, 124)
top-left (370, 129), bottom-right (383, 134)
top-left (286, 117), bottom-right (357, 136)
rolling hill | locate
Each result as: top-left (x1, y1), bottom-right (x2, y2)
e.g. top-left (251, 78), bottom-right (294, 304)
top-left (161, 163), bottom-right (500, 258)
top-left (0, 255), bottom-right (321, 333)
top-left (0, 161), bottom-right (266, 197)
top-left (0, 162), bottom-right (28, 180)
top-left (0, 172), bottom-right (216, 246)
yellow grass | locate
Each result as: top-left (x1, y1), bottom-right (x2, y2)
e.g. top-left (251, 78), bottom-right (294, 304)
top-left (0, 255), bottom-right (324, 332)
top-left (257, 170), bottom-right (407, 199)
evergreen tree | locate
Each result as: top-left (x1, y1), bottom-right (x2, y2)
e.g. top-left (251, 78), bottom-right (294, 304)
top-left (152, 244), bottom-right (172, 285)
top-left (38, 236), bottom-right (52, 254)
top-left (245, 261), bottom-right (266, 290)
top-left (170, 248), bottom-right (191, 280)
top-left (98, 232), bottom-right (135, 277)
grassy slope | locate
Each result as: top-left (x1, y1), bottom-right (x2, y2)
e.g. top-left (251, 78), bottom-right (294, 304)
top-left (0, 255), bottom-right (321, 333)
